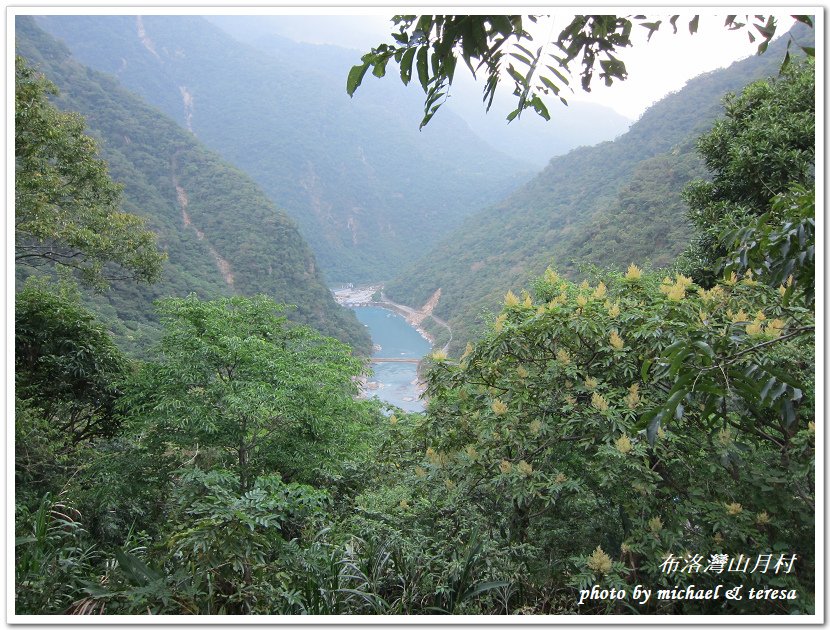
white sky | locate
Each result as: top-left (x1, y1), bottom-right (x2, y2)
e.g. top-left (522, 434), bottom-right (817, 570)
top-left (242, 11), bottom-right (800, 119)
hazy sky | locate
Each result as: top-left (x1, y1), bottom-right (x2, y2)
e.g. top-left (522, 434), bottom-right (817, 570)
top-left (212, 11), bottom-right (798, 120)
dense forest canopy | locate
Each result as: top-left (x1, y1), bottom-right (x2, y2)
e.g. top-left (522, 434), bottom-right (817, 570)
top-left (15, 56), bottom-right (165, 288)
top-left (14, 12), bottom-right (817, 618)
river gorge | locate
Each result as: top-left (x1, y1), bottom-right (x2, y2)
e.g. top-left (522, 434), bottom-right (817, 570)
top-left (333, 285), bottom-right (437, 412)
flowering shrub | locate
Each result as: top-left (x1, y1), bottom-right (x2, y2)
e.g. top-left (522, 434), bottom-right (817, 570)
top-left (418, 267), bottom-right (814, 612)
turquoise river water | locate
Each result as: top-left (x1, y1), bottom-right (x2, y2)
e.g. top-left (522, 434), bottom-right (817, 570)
top-left (353, 306), bottom-right (432, 412)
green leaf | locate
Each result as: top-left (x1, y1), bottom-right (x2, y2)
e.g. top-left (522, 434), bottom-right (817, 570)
top-left (539, 76), bottom-right (561, 95)
top-left (669, 15), bottom-right (679, 34)
top-left (417, 45), bottom-right (430, 91)
top-left (510, 52), bottom-right (533, 66)
top-left (530, 95), bottom-right (550, 121)
top-left (346, 62), bottom-right (370, 96)
top-left (689, 15), bottom-right (700, 34)
top-left (545, 63), bottom-right (571, 86)
top-left (640, 359), bottom-right (652, 382)
top-left (115, 548), bottom-right (162, 585)
top-left (399, 47), bottom-right (417, 85)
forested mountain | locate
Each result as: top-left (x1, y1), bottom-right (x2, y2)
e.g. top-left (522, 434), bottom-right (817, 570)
top-left (16, 17), bottom-right (371, 355)
top-left (34, 14), bottom-right (533, 283)
top-left (386, 23), bottom-right (813, 352)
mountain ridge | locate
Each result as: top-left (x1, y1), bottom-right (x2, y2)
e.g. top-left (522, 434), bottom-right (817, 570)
top-left (16, 16), bottom-right (372, 355)
top-left (34, 14), bottom-right (535, 283)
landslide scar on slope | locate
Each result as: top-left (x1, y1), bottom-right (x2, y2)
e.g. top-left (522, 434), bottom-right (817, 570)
top-left (135, 16), bottom-right (161, 61)
top-left (171, 159), bottom-right (235, 289)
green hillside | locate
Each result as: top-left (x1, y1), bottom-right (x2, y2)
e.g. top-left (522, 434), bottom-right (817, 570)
top-left (385, 24), bottom-right (813, 353)
top-left (34, 15), bottom-right (532, 283)
top-left (16, 17), bottom-right (371, 355)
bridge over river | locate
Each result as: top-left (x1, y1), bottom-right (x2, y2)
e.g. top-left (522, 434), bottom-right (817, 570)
top-left (370, 357), bottom-right (420, 364)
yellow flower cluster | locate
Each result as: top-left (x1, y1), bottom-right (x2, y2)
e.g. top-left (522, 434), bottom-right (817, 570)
top-left (698, 285), bottom-right (726, 303)
top-left (544, 268), bottom-right (560, 285)
top-left (494, 313), bottom-right (507, 332)
top-left (465, 445), bottom-right (479, 460)
top-left (591, 392), bottom-right (609, 412)
top-left (556, 348), bottom-right (571, 364)
top-left (625, 263), bottom-right (642, 280)
top-left (584, 376), bottom-right (598, 390)
top-left (415, 466), bottom-right (427, 478)
top-left (492, 399), bottom-right (508, 416)
top-left (746, 311), bottom-right (772, 337)
top-left (765, 318), bottom-right (786, 338)
top-left (609, 330), bottom-right (625, 350)
top-left (517, 460), bottom-right (533, 476)
top-left (756, 511), bottom-right (771, 526)
top-left (779, 274), bottom-right (795, 295)
top-left (517, 365), bottom-right (529, 379)
top-left (576, 294), bottom-right (588, 308)
top-left (564, 394), bottom-right (577, 406)
top-left (725, 502), bottom-right (743, 516)
top-left (648, 516), bottom-right (663, 533)
top-left (554, 473), bottom-right (567, 484)
top-left (730, 309), bottom-right (749, 323)
top-left (444, 478), bottom-right (456, 490)
top-left (614, 435), bottom-right (633, 454)
top-left (530, 419), bottom-right (542, 435)
top-left (587, 546), bottom-right (613, 574)
top-left (676, 274), bottom-right (693, 288)
top-left (523, 293), bottom-right (533, 308)
top-left (625, 383), bottom-right (640, 409)
top-left (499, 459), bottom-right (513, 474)
top-left (426, 448), bottom-right (449, 468)
top-left (605, 301), bottom-right (621, 318)
top-left (593, 282), bottom-right (607, 299)
top-left (389, 414), bottom-right (398, 425)
top-left (659, 274), bottom-right (693, 302)
top-left (504, 290), bottom-right (519, 307)
top-left (430, 350), bottom-right (448, 361)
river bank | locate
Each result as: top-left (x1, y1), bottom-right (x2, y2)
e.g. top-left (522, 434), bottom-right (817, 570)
top-left (333, 284), bottom-right (440, 347)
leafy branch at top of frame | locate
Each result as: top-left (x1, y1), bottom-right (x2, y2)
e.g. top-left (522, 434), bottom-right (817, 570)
top-left (347, 14), bottom-right (812, 127)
